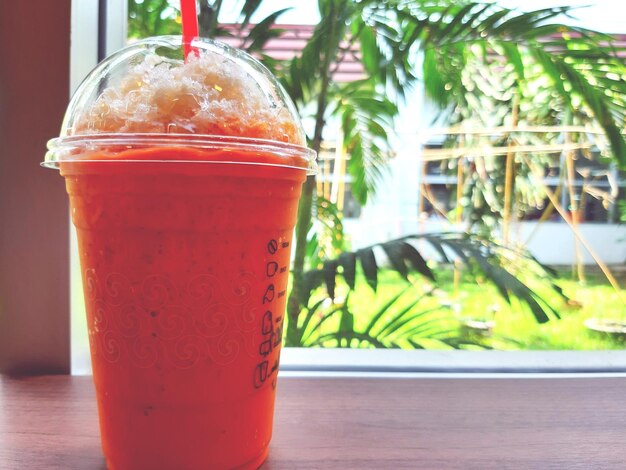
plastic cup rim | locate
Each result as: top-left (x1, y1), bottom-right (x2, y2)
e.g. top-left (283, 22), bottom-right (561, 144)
top-left (43, 133), bottom-right (317, 174)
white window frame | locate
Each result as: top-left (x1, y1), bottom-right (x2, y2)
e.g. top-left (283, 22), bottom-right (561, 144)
top-left (70, 0), bottom-right (127, 375)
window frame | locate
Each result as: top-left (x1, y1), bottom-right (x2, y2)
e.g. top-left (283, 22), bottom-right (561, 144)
top-left (69, 0), bottom-right (128, 375)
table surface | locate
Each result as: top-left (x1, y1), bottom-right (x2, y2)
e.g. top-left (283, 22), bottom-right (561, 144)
top-left (1, 374), bottom-right (625, 469)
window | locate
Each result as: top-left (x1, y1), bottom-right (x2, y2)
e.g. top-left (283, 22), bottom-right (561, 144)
top-left (64, 1), bottom-right (626, 376)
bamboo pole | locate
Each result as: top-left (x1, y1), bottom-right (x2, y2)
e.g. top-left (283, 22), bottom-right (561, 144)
top-left (323, 148), bottom-right (331, 201)
top-left (421, 184), bottom-right (451, 219)
top-left (419, 142), bottom-right (594, 161)
top-left (453, 139), bottom-right (465, 298)
top-left (456, 158), bottom-right (465, 226)
top-left (337, 145), bottom-right (347, 211)
top-left (502, 95), bottom-right (519, 246)
top-left (522, 184), bottom-right (563, 245)
top-left (424, 124), bottom-right (604, 136)
top-left (523, 154), bottom-right (624, 301)
top-left (564, 131), bottom-right (586, 283)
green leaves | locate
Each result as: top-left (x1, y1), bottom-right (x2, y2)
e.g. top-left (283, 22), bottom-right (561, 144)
top-left (240, 8), bottom-right (289, 53)
top-left (128, 0), bottom-right (180, 39)
top-left (291, 286), bottom-right (466, 349)
top-left (422, 46), bottom-right (450, 108)
top-left (552, 56), bottom-right (626, 165)
top-left (357, 247), bottom-right (378, 292)
top-left (281, 0), bottom-right (352, 109)
top-left (305, 232), bottom-right (567, 324)
top-left (239, 0), bottom-right (264, 29)
top-left (407, 1), bottom-right (626, 167)
top-left (524, 32), bottom-right (626, 165)
top-left (498, 42), bottom-right (524, 81)
top-left (337, 252), bottom-right (357, 290)
top-left (333, 80), bottom-right (398, 204)
top-left (410, 2), bottom-right (626, 243)
top-left (128, 0), bottom-right (290, 57)
top-left (362, 6), bottom-right (419, 94)
top-left (305, 196), bottom-right (347, 271)
top-left (358, 23), bottom-right (381, 76)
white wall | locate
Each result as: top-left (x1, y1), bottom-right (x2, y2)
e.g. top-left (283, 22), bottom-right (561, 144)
top-left (511, 221), bottom-right (626, 265)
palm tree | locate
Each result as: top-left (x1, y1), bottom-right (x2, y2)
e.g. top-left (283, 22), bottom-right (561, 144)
top-left (274, 1), bottom-right (626, 343)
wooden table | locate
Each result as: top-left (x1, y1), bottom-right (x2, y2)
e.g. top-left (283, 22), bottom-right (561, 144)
top-left (1, 375), bottom-right (625, 469)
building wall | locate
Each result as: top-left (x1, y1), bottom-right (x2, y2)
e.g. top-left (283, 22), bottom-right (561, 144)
top-left (344, 216), bottom-right (626, 266)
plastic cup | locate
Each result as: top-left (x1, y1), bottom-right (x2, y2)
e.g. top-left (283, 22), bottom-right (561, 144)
top-left (44, 37), bottom-right (316, 470)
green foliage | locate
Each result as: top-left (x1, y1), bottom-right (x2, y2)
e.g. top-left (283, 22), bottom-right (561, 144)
top-left (280, 0), bottom-right (422, 198)
top-left (620, 201), bottom-right (626, 223)
top-left (417, 3), bottom-right (626, 234)
top-left (128, 0), bottom-right (180, 39)
top-left (128, 0), bottom-right (288, 54)
top-left (308, 268), bottom-right (626, 351)
top-left (303, 233), bottom-right (567, 324)
top-left (415, 2), bottom-right (626, 166)
top-left (334, 80), bottom-right (398, 204)
top-left (305, 196), bottom-right (348, 271)
top-left (287, 286), bottom-right (475, 349)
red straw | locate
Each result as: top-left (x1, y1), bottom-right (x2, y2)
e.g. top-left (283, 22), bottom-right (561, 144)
top-left (180, 0), bottom-right (199, 59)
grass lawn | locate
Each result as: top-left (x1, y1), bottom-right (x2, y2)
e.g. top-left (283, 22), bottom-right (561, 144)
top-left (449, 268), bottom-right (626, 350)
top-left (306, 266), bottom-right (626, 350)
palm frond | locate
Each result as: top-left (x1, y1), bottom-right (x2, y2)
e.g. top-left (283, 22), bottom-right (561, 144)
top-left (401, 1), bottom-right (626, 165)
top-left (240, 8), bottom-right (289, 53)
top-left (329, 80), bottom-right (398, 204)
top-left (304, 232), bottom-right (567, 324)
top-left (295, 287), bottom-right (468, 349)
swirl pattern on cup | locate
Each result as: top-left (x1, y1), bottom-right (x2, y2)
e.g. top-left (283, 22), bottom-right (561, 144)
top-left (195, 302), bottom-right (229, 338)
top-left (101, 330), bottom-right (122, 363)
top-left (104, 272), bottom-right (133, 306)
top-left (115, 303), bottom-right (141, 338)
top-left (140, 274), bottom-right (177, 310)
top-left (211, 331), bottom-right (243, 366)
top-left (222, 271), bottom-right (255, 305)
top-left (155, 304), bottom-right (188, 339)
top-left (171, 335), bottom-right (208, 369)
top-left (92, 299), bottom-right (109, 333)
top-left (85, 268), bottom-right (100, 302)
top-left (185, 274), bottom-right (219, 308)
top-left (131, 335), bottom-right (159, 368)
top-left (85, 269), bottom-right (275, 369)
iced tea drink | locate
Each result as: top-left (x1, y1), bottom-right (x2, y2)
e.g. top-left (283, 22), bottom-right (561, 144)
top-left (45, 37), bottom-right (315, 470)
